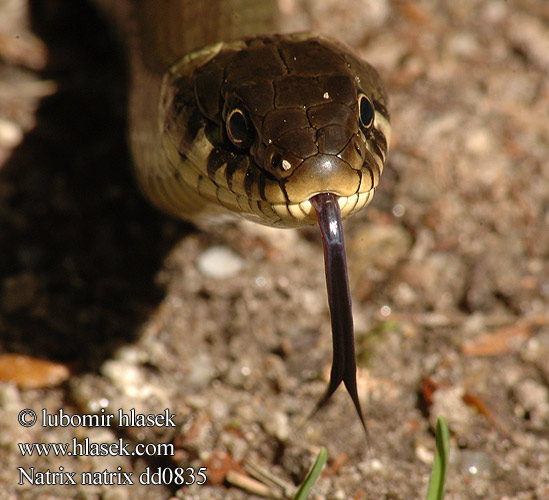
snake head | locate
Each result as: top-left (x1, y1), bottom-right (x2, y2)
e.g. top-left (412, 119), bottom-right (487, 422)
top-left (161, 34), bottom-right (390, 227)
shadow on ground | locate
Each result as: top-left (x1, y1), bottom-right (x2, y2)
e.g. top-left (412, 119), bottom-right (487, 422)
top-left (0, 0), bottom-right (188, 371)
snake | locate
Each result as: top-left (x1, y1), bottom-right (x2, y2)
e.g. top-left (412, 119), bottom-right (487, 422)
top-left (96, 0), bottom-right (391, 431)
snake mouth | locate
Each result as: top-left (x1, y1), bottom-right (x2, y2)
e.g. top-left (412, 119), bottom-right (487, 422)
top-left (264, 153), bottom-right (380, 225)
top-left (268, 189), bottom-right (375, 226)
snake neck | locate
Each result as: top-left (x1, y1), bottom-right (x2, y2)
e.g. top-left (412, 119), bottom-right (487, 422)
top-left (94, 0), bottom-right (280, 70)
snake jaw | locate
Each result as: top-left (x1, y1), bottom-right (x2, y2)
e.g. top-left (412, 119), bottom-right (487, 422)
top-left (311, 192), bottom-right (367, 433)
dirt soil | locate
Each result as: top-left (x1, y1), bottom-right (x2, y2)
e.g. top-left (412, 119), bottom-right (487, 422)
top-left (1, 0), bottom-right (548, 499)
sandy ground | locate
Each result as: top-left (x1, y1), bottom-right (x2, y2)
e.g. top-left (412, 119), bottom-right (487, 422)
top-left (1, 0), bottom-right (548, 498)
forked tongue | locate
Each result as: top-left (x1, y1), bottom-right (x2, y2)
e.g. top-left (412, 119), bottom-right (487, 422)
top-left (311, 193), bottom-right (367, 433)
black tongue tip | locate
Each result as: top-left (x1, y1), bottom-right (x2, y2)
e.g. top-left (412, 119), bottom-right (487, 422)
top-left (310, 193), bottom-right (368, 434)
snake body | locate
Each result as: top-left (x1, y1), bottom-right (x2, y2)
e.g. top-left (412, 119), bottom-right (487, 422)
top-left (97, 0), bottom-right (391, 429)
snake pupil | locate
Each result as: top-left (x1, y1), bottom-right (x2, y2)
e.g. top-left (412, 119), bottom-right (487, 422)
top-left (227, 108), bottom-right (252, 148)
top-left (358, 94), bottom-right (375, 132)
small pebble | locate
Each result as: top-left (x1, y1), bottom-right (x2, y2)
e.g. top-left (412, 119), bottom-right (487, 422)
top-left (196, 246), bottom-right (244, 279)
top-left (456, 450), bottom-right (495, 479)
top-left (514, 379), bottom-right (549, 421)
top-left (0, 117), bottom-right (23, 148)
top-left (186, 352), bottom-right (217, 389)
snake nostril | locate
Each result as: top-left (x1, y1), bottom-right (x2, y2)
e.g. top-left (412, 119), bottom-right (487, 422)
top-left (271, 153), bottom-right (282, 170)
top-left (354, 141), bottom-right (362, 157)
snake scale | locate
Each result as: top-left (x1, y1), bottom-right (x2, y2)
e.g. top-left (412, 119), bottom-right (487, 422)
top-left (96, 0), bottom-right (391, 431)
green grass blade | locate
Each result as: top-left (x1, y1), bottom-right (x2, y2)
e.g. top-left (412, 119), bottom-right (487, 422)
top-left (292, 447), bottom-right (328, 500)
top-left (426, 416), bottom-right (450, 500)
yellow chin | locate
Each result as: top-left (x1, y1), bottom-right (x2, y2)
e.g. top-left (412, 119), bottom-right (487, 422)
top-left (255, 189), bottom-right (376, 228)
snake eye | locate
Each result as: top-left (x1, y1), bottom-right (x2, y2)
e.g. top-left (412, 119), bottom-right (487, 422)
top-left (358, 93), bottom-right (375, 132)
top-left (226, 108), bottom-right (253, 149)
